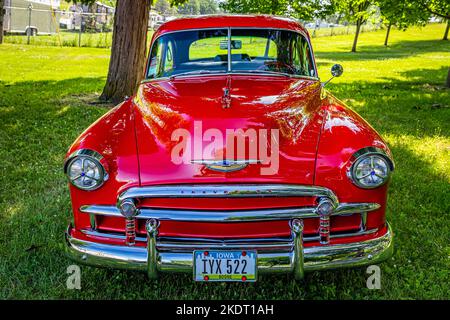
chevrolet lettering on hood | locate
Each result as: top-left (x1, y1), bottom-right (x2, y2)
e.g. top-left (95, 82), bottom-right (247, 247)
top-left (64, 15), bottom-right (394, 282)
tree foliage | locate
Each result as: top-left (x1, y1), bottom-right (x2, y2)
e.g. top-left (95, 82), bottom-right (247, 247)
top-left (199, 0), bottom-right (219, 15)
top-left (377, 0), bottom-right (429, 45)
top-left (332, 0), bottom-right (374, 25)
top-left (220, 0), bottom-right (333, 20)
top-left (379, 0), bottom-right (428, 29)
top-left (157, 0), bottom-right (218, 15)
top-left (379, 0), bottom-right (449, 41)
top-left (155, 0), bottom-right (173, 15)
top-left (330, 0), bottom-right (375, 52)
top-left (177, 0), bottom-right (200, 14)
top-left (420, 0), bottom-right (450, 19)
top-left (291, 0), bottom-right (335, 21)
top-left (220, 0), bottom-right (290, 15)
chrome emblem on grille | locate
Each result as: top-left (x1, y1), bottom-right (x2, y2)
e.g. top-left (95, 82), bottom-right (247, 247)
top-left (191, 159), bottom-right (259, 172)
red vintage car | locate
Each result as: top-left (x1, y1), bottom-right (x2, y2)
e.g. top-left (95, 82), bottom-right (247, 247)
top-left (64, 15), bottom-right (394, 282)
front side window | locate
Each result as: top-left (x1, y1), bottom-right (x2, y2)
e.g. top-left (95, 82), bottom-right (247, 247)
top-left (147, 29), bottom-right (228, 79)
top-left (230, 29), bottom-right (315, 77)
top-left (146, 28), bottom-right (316, 79)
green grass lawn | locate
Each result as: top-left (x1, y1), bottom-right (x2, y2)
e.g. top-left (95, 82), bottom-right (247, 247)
top-left (0, 23), bottom-right (449, 299)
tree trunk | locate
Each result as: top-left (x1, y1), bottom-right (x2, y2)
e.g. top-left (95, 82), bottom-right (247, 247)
top-left (100, 0), bottom-right (151, 103)
top-left (444, 19), bottom-right (449, 40)
top-left (384, 22), bottom-right (392, 46)
top-left (0, 0), bottom-right (5, 44)
top-left (351, 18), bottom-right (362, 52)
top-left (446, 67), bottom-right (450, 88)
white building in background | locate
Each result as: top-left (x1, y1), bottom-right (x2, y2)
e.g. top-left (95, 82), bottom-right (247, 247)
top-left (149, 10), bottom-right (163, 29)
top-left (164, 15), bottom-right (177, 22)
top-left (60, 1), bottom-right (114, 31)
top-left (26, 0), bottom-right (60, 7)
top-left (3, 0), bottom-right (61, 35)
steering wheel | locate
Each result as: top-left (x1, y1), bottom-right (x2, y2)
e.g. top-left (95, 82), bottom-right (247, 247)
top-left (257, 61), bottom-right (296, 74)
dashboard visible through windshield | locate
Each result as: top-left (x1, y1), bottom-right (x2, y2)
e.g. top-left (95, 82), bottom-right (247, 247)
top-left (146, 28), bottom-right (316, 79)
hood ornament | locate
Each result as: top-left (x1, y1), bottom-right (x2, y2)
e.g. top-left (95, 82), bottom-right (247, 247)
top-left (222, 77), bottom-right (232, 109)
top-left (191, 159), bottom-right (259, 172)
top-left (222, 88), bottom-right (231, 109)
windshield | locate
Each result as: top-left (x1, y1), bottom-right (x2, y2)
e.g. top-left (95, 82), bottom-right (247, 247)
top-left (146, 28), bottom-right (316, 79)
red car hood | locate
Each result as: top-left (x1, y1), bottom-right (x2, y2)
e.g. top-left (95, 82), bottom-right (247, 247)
top-left (133, 75), bottom-right (324, 185)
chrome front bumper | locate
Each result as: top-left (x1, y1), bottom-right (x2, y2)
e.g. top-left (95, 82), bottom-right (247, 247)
top-left (64, 222), bottom-right (393, 279)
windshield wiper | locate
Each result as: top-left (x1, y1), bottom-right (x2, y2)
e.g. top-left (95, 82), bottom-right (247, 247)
top-left (170, 70), bottom-right (226, 80)
top-left (233, 70), bottom-right (294, 77)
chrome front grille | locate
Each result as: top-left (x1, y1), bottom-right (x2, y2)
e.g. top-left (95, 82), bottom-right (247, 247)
top-left (81, 202), bottom-right (379, 222)
top-left (80, 184), bottom-right (380, 246)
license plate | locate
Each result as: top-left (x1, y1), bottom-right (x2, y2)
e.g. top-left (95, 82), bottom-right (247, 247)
top-left (193, 250), bottom-right (257, 282)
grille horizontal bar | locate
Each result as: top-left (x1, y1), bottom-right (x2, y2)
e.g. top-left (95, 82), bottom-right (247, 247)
top-left (80, 202), bottom-right (379, 222)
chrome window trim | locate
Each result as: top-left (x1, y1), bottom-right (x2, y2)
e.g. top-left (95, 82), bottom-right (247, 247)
top-left (63, 149), bottom-right (109, 191)
top-left (140, 72), bottom-right (318, 84)
top-left (227, 27), bottom-right (231, 72)
top-left (229, 26), bottom-right (317, 78)
top-left (146, 27), bottom-right (229, 79)
top-left (145, 26), bottom-right (318, 81)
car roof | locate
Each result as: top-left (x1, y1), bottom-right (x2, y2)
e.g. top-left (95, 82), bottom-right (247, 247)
top-left (152, 15), bottom-right (309, 40)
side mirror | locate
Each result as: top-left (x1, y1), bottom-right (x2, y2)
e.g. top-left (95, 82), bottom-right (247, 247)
top-left (322, 64), bottom-right (344, 87)
top-left (331, 64), bottom-right (343, 77)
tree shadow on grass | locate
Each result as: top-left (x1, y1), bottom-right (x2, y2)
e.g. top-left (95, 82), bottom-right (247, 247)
top-left (0, 77), bottom-right (110, 147)
top-left (0, 76), bottom-right (114, 299)
top-left (315, 39), bottom-right (450, 62)
top-left (398, 66), bottom-right (450, 87)
top-left (0, 77), bottom-right (110, 227)
top-left (326, 66), bottom-right (450, 139)
top-left (1, 139), bottom-right (447, 299)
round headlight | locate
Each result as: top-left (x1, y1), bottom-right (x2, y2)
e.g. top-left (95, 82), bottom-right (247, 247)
top-left (64, 150), bottom-right (108, 191)
top-left (348, 149), bottom-right (393, 189)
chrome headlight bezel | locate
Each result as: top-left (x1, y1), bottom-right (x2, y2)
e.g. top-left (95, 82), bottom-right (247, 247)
top-left (347, 147), bottom-right (394, 189)
top-left (64, 149), bottom-right (108, 191)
